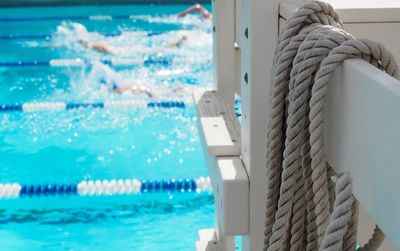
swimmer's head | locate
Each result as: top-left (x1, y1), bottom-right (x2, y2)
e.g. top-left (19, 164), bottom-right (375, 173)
top-left (78, 39), bottom-right (89, 47)
top-left (99, 77), bottom-right (107, 85)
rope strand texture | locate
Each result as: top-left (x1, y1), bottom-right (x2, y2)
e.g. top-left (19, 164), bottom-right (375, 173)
top-left (264, 1), bottom-right (398, 250)
top-left (265, 2), bottom-right (342, 249)
top-left (320, 173), bottom-right (354, 251)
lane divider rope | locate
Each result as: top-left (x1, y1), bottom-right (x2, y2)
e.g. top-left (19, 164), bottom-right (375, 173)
top-left (0, 57), bottom-right (211, 68)
top-left (0, 31), bottom-right (163, 40)
top-left (0, 15), bottom-right (146, 22)
top-left (0, 177), bottom-right (211, 199)
top-left (0, 100), bottom-right (186, 113)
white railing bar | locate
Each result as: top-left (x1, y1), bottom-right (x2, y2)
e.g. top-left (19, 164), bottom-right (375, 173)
top-left (325, 59), bottom-right (400, 250)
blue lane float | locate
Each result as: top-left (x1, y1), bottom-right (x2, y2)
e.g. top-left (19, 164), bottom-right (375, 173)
top-left (0, 100), bottom-right (186, 113)
top-left (0, 57), bottom-right (210, 68)
top-left (0, 15), bottom-right (141, 22)
top-left (0, 34), bottom-right (51, 40)
top-left (0, 31), bottom-right (164, 40)
top-left (0, 177), bottom-right (211, 199)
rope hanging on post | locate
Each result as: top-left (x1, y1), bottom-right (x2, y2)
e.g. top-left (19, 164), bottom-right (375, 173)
top-left (264, 1), bottom-right (399, 250)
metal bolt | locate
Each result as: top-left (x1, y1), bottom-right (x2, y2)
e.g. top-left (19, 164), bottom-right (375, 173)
top-left (244, 72), bottom-right (248, 84)
top-left (245, 27), bottom-right (248, 38)
top-left (213, 26), bottom-right (216, 32)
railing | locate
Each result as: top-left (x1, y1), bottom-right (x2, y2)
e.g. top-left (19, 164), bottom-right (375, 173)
top-left (325, 59), bottom-right (400, 250)
top-left (196, 0), bottom-right (400, 250)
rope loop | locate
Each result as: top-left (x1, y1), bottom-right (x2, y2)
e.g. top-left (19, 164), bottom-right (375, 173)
top-left (264, 1), bottom-right (398, 250)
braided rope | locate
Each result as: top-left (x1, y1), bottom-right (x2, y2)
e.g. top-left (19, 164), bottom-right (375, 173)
top-left (290, 26), bottom-right (352, 250)
top-left (320, 173), bottom-right (354, 251)
top-left (362, 226), bottom-right (385, 251)
top-left (270, 25), bottom-right (351, 251)
top-left (264, 1), bottom-right (398, 250)
top-left (264, 25), bottom-right (316, 249)
top-left (343, 198), bottom-right (359, 251)
top-left (264, 3), bottom-right (342, 249)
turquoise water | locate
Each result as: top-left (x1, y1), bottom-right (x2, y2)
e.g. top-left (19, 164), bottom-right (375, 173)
top-left (0, 4), bottom-right (214, 250)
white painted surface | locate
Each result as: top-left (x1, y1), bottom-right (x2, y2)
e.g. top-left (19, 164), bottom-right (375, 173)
top-left (344, 22), bottom-right (400, 64)
top-left (212, 0), bottom-right (236, 103)
top-left (235, 48), bottom-right (242, 96)
top-left (205, 157), bottom-right (249, 236)
top-left (193, 90), bottom-right (241, 156)
top-left (196, 228), bottom-right (235, 251)
top-left (196, 229), bottom-right (215, 251)
top-left (357, 204), bottom-right (396, 251)
top-left (240, 0), bottom-right (279, 249)
top-left (235, 0), bottom-right (242, 48)
top-left (280, 0), bottom-right (400, 23)
top-left (279, 18), bottom-right (400, 63)
top-left (325, 59), bottom-right (400, 250)
top-left (196, 240), bottom-right (202, 251)
top-left (279, 6), bottom-right (400, 249)
top-left (207, 0), bottom-right (400, 250)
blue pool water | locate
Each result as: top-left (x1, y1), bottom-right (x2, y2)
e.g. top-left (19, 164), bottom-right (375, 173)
top-left (0, 4), bottom-right (214, 250)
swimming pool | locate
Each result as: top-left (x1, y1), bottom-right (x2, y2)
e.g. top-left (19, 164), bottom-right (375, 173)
top-left (0, 4), bottom-right (214, 250)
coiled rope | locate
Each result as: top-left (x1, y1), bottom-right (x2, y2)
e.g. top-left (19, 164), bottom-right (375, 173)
top-left (264, 1), bottom-right (399, 250)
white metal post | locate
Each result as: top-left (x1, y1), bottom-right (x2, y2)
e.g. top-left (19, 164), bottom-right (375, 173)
top-left (239, 0), bottom-right (280, 250)
top-left (212, 0), bottom-right (236, 103)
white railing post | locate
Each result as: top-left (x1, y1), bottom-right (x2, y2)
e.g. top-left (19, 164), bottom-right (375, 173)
top-left (212, 0), bottom-right (236, 103)
top-left (239, 0), bottom-right (280, 250)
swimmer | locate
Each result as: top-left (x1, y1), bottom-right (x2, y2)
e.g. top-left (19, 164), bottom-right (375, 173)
top-left (78, 39), bottom-right (115, 55)
top-left (78, 34), bottom-right (187, 55)
top-left (177, 4), bottom-right (212, 20)
top-left (98, 78), bottom-right (152, 97)
top-left (57, 21), bottom-right (188, 55)
top-left (89, 62), bottom-right (152, 97)
top-left (112, 83), bottom-right (153, 97)
top-left (165, 35), bottom-right (188, 48)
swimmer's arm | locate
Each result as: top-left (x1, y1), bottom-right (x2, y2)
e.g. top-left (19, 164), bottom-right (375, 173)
top-left (112, 85), bottom-right (131, 94)
top-left (177, 4), bottom-right (201, 17)
top-left (197, 5), bottom-right (211, 19)
top-left (112, 85), bottom-right (153, 97)
top-left (177, 4), bottom-right (211, 19)
top-left (165, 36), bottom-right (186, 48)
top-left (90, 42), bottom-right (115, 55)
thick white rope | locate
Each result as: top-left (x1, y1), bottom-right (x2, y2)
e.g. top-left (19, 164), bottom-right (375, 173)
top-left (264, 1), bottom-right (398, 250)
top-left (320, 173), bottom-right (354, 251)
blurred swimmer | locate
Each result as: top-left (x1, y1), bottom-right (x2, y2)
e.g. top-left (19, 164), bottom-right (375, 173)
top-left (78, 35), bottom-right (188, 55)
top-left (89, 62), bottom-right (153, 97)
top-left (177, 4), bottom-right (211, 20)
top-left (56, 21), bottom-right (192, 55)
top-left (110, 82), bottom-right (153, 97)
top-left (78, 39), bottom-right (115, 55)
top-left (165, 35), bottom-right (188, 48)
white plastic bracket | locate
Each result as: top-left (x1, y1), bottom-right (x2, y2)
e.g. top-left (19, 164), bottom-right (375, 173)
top-left (205, 156), bottom-right (249, 236)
